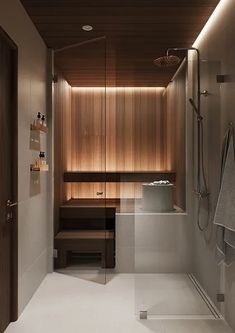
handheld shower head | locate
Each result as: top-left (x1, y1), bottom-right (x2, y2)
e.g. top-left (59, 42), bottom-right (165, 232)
top-left (153, 55), bottom-right (181, 68)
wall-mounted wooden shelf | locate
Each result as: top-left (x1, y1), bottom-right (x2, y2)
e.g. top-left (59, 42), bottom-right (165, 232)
top-left (31, 124), bottom-right (48, 133)
top-left (30, 164), bottom-right (49, 172)
top-left (64, 171), bottom-right (176, 183)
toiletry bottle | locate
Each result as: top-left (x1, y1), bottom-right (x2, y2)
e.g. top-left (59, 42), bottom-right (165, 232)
top-left (39, 151), bottom-right (46, 166)
top-left (41, 115), bottom-right (47, 127)
top-left (36, 112), bottom-right (41, 127)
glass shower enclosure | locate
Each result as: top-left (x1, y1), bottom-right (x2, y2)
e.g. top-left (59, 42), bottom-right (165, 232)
top-left (134, 58), bottom-right (222, 319)
top-left (54, 36), bottom-right (109, 285)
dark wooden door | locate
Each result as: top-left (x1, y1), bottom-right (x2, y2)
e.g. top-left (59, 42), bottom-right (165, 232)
top-left (0, 29), bottom-right (18, 332)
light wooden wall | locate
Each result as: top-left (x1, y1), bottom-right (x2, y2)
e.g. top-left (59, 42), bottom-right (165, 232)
top-left (67, 87), bottom-right (167, 198)
top-left (54, 80), bottom-right (186, 202)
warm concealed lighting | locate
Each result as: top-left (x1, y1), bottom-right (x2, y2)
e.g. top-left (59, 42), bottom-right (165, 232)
top-left (193, 0), bottom-right (229, 48)
top-left (71, 87), bottom-right (165, 91)
top-left (82, 25), bottom-right (93, 32)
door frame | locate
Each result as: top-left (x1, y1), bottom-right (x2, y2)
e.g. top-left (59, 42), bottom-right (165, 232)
top-left (0, 26), bottom-right (18, 322)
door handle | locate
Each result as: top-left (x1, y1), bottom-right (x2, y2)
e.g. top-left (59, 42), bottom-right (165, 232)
top-left (96, 192), bottom-right (103, 196)
top-left (6, 200), bottom-right (17, 223)
top-left (7, 200), bottom-right (18, 208)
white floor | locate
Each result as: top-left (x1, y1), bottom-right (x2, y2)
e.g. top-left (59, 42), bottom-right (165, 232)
top-left (135, 274), bottom-right (214, 317)
top-left (5, 273), bottom-right (233, 333)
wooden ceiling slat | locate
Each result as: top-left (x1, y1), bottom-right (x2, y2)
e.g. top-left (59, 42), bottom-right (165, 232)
top-left (21, 6), bottom-right (217, 17)
top-left (31, 15), bottom-right (212, 24)
top-left (22, 0), bottom-right (219, 6)
top-left (20, 0), bottom-right (219, 86)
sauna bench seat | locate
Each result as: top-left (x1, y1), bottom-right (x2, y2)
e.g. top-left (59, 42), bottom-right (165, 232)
top-left (64, 171), bottom-right (176, 183)
top-left (55, 230), bottom-right (114, 240)
top-left (54, 230), bottom-right (115, 269)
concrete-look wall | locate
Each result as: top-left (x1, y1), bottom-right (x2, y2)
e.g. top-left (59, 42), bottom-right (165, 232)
top-left (189, 0), bottom-right (235, 330)
top-left (163, 63), bottom-right (186, 210)
top-left (0, 0), bottom-right (51, 314)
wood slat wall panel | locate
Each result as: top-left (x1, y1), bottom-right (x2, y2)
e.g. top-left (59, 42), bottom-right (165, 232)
top-left (66, 87), bottom-right (167, 199)
top-left (54, 74), bottom-right (185, 204)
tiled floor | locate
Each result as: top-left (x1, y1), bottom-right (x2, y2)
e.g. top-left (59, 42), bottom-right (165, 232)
top-left (5, 273), bottom-right (233, 333)
top-left (135, 274), bottom-right (214, 317)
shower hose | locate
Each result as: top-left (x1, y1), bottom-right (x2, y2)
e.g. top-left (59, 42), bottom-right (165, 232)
top-left (196, 119), bottom-right (210, 231)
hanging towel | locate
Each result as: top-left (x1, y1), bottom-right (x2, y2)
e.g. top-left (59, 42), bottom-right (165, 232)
top-left (214, 124), bottom-right (235, 265)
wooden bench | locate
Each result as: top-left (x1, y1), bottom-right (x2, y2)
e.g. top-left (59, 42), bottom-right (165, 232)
top-left (54, 230), bottom-right (115, 269)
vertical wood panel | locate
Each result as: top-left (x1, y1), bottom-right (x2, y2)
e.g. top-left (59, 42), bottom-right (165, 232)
top-left (67, 87), bottom-right (166, 198)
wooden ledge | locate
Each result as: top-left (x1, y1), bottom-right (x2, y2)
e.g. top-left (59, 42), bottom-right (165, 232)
top-left (64, 171), bottom-right (176, 183)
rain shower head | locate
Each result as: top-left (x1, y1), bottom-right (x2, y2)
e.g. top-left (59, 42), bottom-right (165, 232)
top-left (153, 55), bottom-right (181, 68)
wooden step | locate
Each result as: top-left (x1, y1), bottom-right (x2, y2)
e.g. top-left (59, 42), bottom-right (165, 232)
top-left (54, 230), bottom-right (115, 269)
top-left (60, 206), bottom-right (116, 219)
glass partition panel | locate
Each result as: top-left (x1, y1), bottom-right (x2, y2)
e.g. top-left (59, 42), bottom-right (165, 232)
top-left (54, 37), bottom-right (108, 284)
top-left (134, 59), bottom-right (222, 318)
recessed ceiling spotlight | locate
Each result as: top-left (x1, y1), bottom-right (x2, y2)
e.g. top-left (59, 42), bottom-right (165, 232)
top-left (82, 25), bottom-right (93, 32)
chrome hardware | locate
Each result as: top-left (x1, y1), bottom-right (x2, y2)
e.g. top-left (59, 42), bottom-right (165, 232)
top-left (6, 212), bottom-right (13, 222)
top-left (217, 293), bottom-right (225, 303)
top-left (139, 311), bottom-right (148, 320)
top-left (7, 200), bottom-right (18, 208)
top-left (6, 200), bottom-right (17, 223)
top-left (200, 90), bottom-right (209, 97)
top-left (96, 192), bottom-right (103, 196)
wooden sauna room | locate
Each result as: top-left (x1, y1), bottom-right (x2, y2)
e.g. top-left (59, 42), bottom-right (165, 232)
top-left (53, 37), bottom-right (186, 275)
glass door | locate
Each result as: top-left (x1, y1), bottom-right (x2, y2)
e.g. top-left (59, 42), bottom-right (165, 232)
top-left (54, 36), bottom-right (109, 284)
top-left (134, 59), bottom-right (222, 318)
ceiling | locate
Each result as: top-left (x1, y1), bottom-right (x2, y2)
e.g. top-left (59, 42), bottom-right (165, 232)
top-left (20, 0), bottom-right (220, 87)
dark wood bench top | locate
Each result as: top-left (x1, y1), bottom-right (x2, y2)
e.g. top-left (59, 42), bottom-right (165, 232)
top-left (64, 171), bottom-right (176, 183)
top-left (61, 198), bottom-right (119, 208)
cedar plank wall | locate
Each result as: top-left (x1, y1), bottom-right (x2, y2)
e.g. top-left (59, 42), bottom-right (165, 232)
top-left (54, 71), bottom-right (72, 233)
top-left (54, 81), bottom-right (183, 203)
top-left (69, 87), bottom-right (167, 199)
top-left (163, 64), bottom-right (186, 209)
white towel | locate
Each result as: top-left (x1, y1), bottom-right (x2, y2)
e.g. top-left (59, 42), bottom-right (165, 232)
top-left (214, 125), bottom-right (235, 265)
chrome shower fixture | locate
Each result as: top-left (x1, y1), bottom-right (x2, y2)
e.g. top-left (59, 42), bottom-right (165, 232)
top-left (153, 54), bottom-right (181, 67)
top-left (155, 47), bottom-right (210, 231)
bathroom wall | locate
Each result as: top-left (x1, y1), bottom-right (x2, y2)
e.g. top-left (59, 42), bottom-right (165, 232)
top-left (188, 0), bottom-right (235, 330)
top-left (0, 0), bottom-right (51, 314)
top-left (163, 64), bottom-right (186, 209)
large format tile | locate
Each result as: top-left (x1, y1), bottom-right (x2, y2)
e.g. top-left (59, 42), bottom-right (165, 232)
top-left (135, 274), bottom-right (212, 316)
top-left (5, 273), bottom-right (232, 333)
